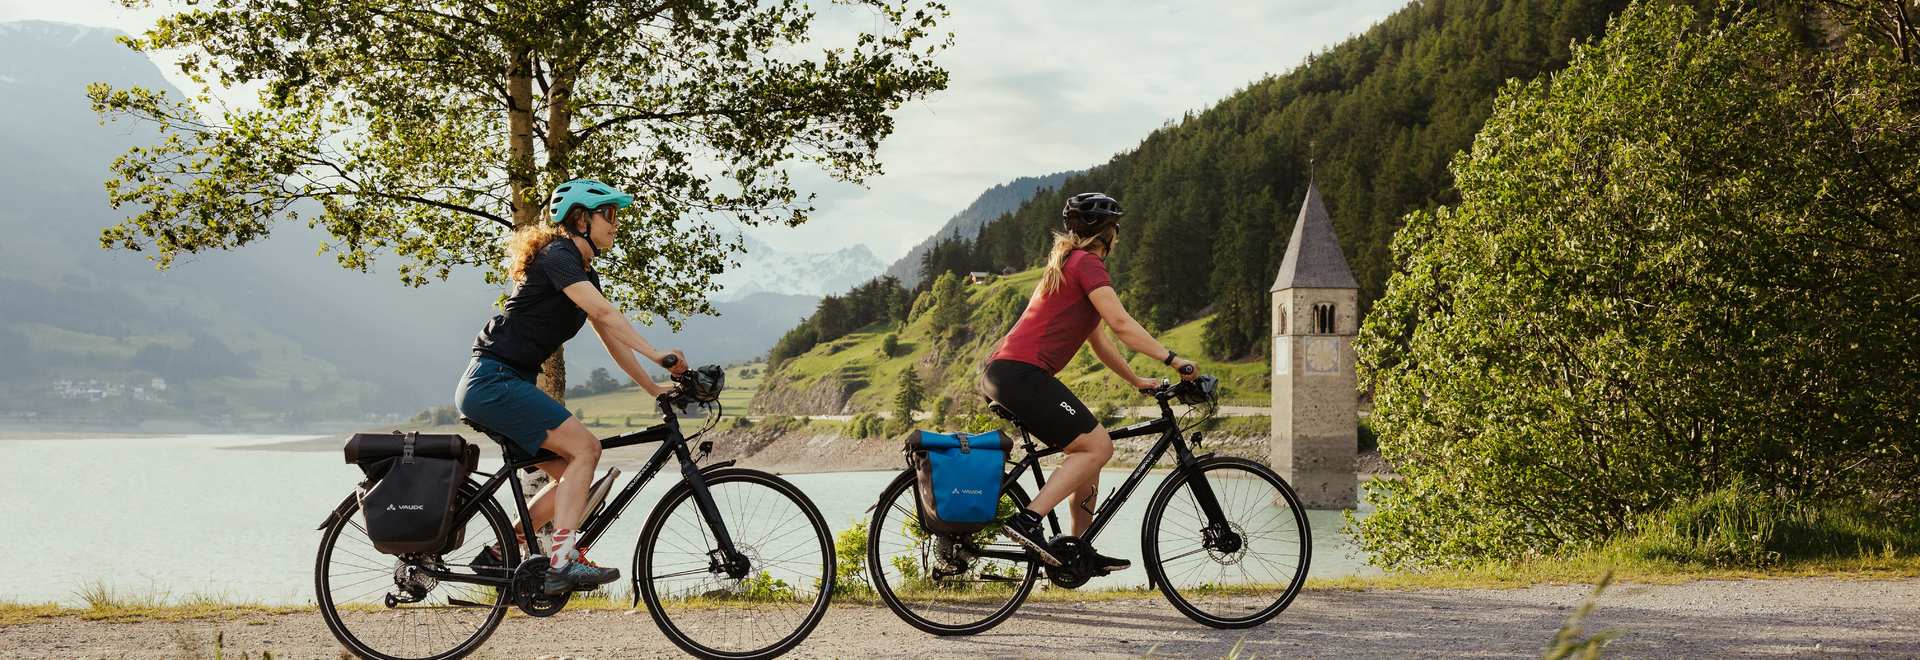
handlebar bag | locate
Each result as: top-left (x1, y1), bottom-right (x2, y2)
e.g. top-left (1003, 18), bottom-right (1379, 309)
top-left (343, 432), bottom-right (473, 555)
top-left (905, 430), bottom-right (1006, 535)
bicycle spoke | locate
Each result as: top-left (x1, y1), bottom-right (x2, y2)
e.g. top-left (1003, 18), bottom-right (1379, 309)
top-left (641, 472), bottom-right (830, 658)
top-left (1148, 461), bottom-right (1310, 627)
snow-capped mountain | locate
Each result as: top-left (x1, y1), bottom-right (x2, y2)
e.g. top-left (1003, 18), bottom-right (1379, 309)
top-left (712, 232), bottom-right (887, 302)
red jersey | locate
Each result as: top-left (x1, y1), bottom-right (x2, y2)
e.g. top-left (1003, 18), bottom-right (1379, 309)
top-left (989, 250), bottom-right (1113, 374)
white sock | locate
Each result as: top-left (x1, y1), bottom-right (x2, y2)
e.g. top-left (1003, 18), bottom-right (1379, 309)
top-left (549, 528), bottom-right (579, 567)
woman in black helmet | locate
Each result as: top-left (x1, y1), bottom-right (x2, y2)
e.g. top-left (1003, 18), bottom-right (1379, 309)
top-left (980, 192), bottom-right (1201, 572)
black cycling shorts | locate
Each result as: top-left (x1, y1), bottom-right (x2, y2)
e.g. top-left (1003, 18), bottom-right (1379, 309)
top-left (980, 359), bottom-right (1098, 449)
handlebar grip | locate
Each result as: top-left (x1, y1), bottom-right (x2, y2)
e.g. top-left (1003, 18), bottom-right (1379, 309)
top-left (660, 353), bottom-right (679, 369)
top-left (1178, 363), bottom-right (1196, 376)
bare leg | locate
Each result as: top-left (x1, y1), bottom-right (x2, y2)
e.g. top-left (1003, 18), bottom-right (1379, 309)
top-left (1025, 425), bottom-right (1114, 529)
top-left (537, 417), bottom-right (603, 533)
top-left (1070, 475), bottom-right (1099, 536)
top-left (507, 459), bottom-right (569, 544)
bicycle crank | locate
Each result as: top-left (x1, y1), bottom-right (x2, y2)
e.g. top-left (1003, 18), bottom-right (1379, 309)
top-left (1044, 536), bottom-right (1094, 589)
top-left (511, 556), bottom-right (569, 617)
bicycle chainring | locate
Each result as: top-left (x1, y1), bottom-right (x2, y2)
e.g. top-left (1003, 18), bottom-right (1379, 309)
top-left (511, 557), bottom-right (569, 617)
top-left (1045, 536), bottom-right (1092, 589)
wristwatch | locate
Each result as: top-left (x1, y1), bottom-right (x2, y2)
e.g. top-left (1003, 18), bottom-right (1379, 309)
top-left (1162, 350), bottom-right (1177, 366)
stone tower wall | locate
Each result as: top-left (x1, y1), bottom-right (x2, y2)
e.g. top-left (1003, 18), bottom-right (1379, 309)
top-left (1271, 287), bottom-right (1358, 508)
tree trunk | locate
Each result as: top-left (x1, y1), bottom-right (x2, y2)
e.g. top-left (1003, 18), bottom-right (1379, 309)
top-left (544, 63), bottom-right (579, 181)
top-left (507, 47), bottom-right (569, 403)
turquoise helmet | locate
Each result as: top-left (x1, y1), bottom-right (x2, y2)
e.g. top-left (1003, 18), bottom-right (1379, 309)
top-left (547, 178), bottom-right (634, 225)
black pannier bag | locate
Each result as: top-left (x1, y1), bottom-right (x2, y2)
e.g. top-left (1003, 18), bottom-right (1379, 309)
top-left (343, 432), bottom-right (478, 555)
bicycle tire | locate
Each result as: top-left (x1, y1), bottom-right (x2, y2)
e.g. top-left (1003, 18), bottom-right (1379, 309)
top-left (635, 467), bottom-right (834, 659)
top-left (316, 483), bottom-right (514, 660)
top-left (866, 469), bottom-right (1040, 636)
top-left (1141, 457), bottom-right (1311, 629)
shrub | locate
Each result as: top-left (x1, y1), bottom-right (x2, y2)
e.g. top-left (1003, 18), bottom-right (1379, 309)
top-left (1356, 3), bottom-right (1920, 568)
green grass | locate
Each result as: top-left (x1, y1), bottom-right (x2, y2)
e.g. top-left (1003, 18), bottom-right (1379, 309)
top-left (564, 362), bottom-right (767, 427)
top-left (760, 267), bottom-right (1274, 418)
top-left (1324, 489), bottom-right (1920, 590)
top-left (0, 581), bottom-right (306, 624)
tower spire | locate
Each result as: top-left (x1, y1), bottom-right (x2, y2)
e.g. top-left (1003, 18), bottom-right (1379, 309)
top-left (1271, 180), bottom-right (1358, 291)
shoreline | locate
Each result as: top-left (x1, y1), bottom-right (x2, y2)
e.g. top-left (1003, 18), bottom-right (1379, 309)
top-left (11, 428), bottom-right (1391, 478)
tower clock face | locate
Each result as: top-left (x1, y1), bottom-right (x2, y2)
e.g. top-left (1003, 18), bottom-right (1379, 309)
top-left (1304, 336), bottom-right (1340, 374)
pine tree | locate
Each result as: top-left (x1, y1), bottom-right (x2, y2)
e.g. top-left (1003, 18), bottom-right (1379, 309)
top-left (894, 367), bottom-right (924, 427)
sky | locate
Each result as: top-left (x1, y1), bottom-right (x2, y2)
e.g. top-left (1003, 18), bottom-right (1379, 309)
top-left (0, 0), bottom-right (1409, 261)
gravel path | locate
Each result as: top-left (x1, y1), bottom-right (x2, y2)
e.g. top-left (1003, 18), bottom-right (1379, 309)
top-left (3, 578), bottom-right (1914, 658)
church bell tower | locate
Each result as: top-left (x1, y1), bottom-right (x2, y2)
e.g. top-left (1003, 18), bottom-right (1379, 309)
top-left (1270, 182), bottom-right (1359, 509)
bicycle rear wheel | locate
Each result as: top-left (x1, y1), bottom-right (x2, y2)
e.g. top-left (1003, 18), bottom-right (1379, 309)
top-left (635, 467), bottom-right (833, 660)
top-left (316, 484), bottom-right (514, 660)
top-left (1141, 457), bottom-right (1311, 628)
top-left (866, 469), bottom-right (1039, 636)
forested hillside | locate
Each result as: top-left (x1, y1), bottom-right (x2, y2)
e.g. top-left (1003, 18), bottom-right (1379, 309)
top-left (915, 0), bottom-right (1641, 359)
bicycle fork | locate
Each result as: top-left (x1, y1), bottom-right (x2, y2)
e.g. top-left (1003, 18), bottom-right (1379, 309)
top-left (675, 441), bottom-right (751, 580)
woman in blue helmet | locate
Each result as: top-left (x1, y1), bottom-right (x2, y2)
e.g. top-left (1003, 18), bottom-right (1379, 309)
top-left (455, 178), bottom-right (689, 594)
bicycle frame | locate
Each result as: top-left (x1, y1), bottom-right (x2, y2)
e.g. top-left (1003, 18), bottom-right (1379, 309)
top-left (415, 403), bottom-right (741, 589)
top-left (970, 395), bottom-right (1231, 563)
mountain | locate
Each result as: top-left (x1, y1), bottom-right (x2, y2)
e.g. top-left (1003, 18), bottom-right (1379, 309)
top-left (0, 21), bottom-right (502, 426)
top-left (880, 171), bottom-right (1078, 288)
top-left (0, 20), bottom-right (856, 425)
top-left (711, 232), bottom-right (885, 302)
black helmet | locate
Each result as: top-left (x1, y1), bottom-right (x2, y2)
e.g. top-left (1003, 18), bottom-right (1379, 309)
top-left (1062, 192), bottom-right (1123, 237)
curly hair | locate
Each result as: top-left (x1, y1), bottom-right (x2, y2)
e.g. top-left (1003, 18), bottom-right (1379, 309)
top-left (504, 211), bottom-right (584, 282)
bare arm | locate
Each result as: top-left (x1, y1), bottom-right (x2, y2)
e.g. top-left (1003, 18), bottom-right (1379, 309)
top-left (1087, 286), bottom-right (1198, 379)
top-left (561, 281), bottom-right (688, 375)
top-left (1088, 325), bottom-right (1155, 390)
top-left (592, 323), bottom-right (670, 396)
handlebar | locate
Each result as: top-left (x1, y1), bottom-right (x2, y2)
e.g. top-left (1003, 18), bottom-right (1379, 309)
top-left (1139, 374), bottom-right (1219, 406)
top-left (657, 364), bottom-right (725, 411)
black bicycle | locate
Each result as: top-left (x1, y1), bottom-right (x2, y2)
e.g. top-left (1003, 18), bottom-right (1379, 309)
top-left (864, 375), bottom-right (1311, 635)
top-left (314, 365), bottom-right (834, 660)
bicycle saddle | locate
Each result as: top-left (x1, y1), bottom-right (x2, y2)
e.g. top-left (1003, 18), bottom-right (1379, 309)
top-left (460, 417), bottom-right (526, 456)
top-left (982, 397), bottom-right (1020, 423)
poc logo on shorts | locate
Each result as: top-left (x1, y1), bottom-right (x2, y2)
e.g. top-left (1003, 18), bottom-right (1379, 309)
top-left (1059, 401), bottom-right (1076, 415)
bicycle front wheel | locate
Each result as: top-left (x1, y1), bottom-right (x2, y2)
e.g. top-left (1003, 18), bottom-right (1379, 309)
top-left (1142, 457), bottom-right (1311, 629)
top-left (635, 467), bottom-right (833, 660)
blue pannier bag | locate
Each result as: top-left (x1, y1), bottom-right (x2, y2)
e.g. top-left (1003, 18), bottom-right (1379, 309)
top-left (906, 430), bottom-right (1007, 535)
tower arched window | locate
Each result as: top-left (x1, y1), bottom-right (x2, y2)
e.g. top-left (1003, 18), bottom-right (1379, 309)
top-left (1312, 302), bottom-right (1335, 334)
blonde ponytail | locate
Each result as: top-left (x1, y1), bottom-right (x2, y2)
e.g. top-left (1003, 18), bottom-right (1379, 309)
top-left (1038, 226), bottom-right (1116, 297)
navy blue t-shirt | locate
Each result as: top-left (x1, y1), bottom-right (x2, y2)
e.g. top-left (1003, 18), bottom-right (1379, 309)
top-left (472, 238), bottom-right (600, 374)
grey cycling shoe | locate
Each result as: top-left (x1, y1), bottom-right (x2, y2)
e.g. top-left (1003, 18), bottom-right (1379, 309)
top-left (541, 555), bottom-right (621, 595)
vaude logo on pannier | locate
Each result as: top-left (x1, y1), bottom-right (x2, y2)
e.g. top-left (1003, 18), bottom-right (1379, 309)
top-left (950, 487), bottom-right (984, 496)
top-left (385, 503), bottom-right (427, 511)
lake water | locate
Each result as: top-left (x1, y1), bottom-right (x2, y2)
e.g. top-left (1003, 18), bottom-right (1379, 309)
top-left (0, 434), bottom-right (1377, 605)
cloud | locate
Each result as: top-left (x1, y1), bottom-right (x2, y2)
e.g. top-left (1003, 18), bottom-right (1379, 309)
top-left (765, 0), bottom-right (1410, 260)
top-left (1, 0), bottom-right (1410, 263)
